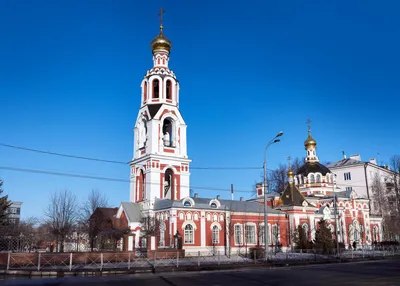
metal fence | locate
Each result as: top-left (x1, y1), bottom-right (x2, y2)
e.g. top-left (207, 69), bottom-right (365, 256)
top-left (0, 236), bottom-right (36, 252)
top-left (3, 246), bottom-right (400, 271)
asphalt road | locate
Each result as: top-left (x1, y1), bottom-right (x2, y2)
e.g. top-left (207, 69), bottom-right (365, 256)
top-left (2, 259), bottom-right (400, 286)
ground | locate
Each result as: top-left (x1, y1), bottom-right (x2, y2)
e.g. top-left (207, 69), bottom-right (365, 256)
top-left (1, 259), bottom-right (400, 285)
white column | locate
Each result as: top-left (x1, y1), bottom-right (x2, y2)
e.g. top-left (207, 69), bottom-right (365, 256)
top-left (201, 211), bottom-right (206, 247)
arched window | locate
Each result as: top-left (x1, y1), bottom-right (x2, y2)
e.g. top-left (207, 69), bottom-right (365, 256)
top-left (272, 225), bottom-right (280, 245)
top-left (153, 79), bottom-right (159, 98)
top-left (179, 213), bottom-right (184, 220)
top-left (184, 201), bottom-right (191, 207)
top-left (210, 203), bottom-right (217, 208)
top-left (212, 225), bottom-right (219, 244)
top-left (373, 225), bottom-right (378, 242)
top-left (302, 223), bottom-right (309, 241)
top-left (213, 214), bottom-right (217, 221)
top-left (184, 224), bottom-right (194, 244)
top-left (186, 213), bottom-right (192, 220)
top-left (162, 118), bottom-right (173, 147)
top-left (316, 174), bottom-right (321, 183)
top-left (309, 174), bottom-right (315, 184)
top-left (166, 80), bottom-right (172, 100)
top-left (139, 170), bottom-right (145, 201)
top-left (159, 222), bottom-right (166, 247)
top-left (207, 214), bottom-right (211, 221)
top-left (164, 169), bottom-right (174, 199)
top-left (194, 213), bottom-right (199, 220)
top-left (143, 81), bottom-right (147, 102)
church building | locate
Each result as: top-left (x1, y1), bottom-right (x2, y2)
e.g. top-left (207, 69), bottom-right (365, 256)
top-left (111, 18), bottom-right (383, 255)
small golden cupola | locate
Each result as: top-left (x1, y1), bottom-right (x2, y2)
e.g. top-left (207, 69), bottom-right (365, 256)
top-left (304, 119), bottom-right (319, 163)
top-left (150, 26), bottom-right (172, 52)
top-left (150, 9), bottom-right (172, 53)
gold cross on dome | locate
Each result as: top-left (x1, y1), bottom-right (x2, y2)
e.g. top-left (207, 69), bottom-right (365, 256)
top-left (306, 118), bottom-right (312, 133)
top-left (158, 8), bottom-right (166, 27)
top-left (287, 156), bottom-right (291, 169)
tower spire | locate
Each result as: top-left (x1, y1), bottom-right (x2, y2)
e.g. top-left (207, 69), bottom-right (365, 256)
top-left (158, 8), bottom-right (166, 32)
top-left (306, 118), bottom-right (312, 135)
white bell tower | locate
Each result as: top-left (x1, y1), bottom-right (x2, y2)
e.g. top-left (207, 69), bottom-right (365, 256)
top-left (129, 16), bottom-right (191, 210)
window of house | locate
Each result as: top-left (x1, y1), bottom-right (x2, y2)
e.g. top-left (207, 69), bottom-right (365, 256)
top-left (207, 214), bottom-right (211, 221)
top-left (302, 223), bottom-right (309, 241)
top-left (183, 201), bottom-right (192, 207)
top-left (234, 225), bottom-right (243, 245)
top-left (159, 223), bottom-right (166, 247)
top-left (210, 203), bottom-right (217, 208)
top-left (309, 174), bottom-right (315, 183)
top-left (245, 224), bottom-right (256, 244)
top-left (186, 213), bottom-right (192, 220)
top-left (271, 225), bottom-right (280, 245)
top-left (316, 174), bottom-right (321, 183)
top-left (344, 172), bottom-right (352, 181)
top-left (212, 225), bottom-right (219, 244)
top-left (179, 213), bottom-right (184, 220)
top-left (345, 187), bottom-right (353, 192)
top-left (194, 213), bottom-right (199, 220)
top-left (213, 214), bottom-right (217, 221)
top-left (259, 225), bottom-right (265, 245)
top-left (184, 224), bottom-right (194, 244)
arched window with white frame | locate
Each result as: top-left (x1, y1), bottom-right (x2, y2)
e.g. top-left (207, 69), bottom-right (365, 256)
top-left (159, 222), bottom-right (166, 247)
top-left (212, 225), bottom-right (219, 244)
top-left (184, 224), bottom-right (194, 244)
top-left (272, 224), bottom-right (280, 245)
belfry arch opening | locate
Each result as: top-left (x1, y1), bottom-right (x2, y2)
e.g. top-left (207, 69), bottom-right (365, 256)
top-left (166, 80), bottom-right (172, 100)
top-left (143, 81), bottom-right (147, 102)
top-left (138, 170), bottom-right (145, 201)
top-left (162, 118), bottom-right (174, 147)
top-left (164, 169), bottom-right (174, 200)
top-left (153, 79), bottom-right (159, 99)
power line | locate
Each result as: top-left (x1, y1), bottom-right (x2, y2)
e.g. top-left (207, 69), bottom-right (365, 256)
top-left (0, 143), bottom-right (128, 165)
top-left (0, 143), bottom-right (262, 170)
top-left (0, 166), bottom-right (254, 193)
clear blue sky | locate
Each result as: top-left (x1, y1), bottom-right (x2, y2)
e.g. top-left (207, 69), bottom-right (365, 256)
top-left (1, 0), bottom-right (399, 219)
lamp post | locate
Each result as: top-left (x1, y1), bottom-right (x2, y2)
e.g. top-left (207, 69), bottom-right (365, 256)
top-left (332, 174), bottom-right (340, 256)
top-left (263, 131), bottom-right (283, 261)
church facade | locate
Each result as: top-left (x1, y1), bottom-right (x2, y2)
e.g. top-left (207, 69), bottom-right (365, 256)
top-left (113, 22), bottom-right (383, 255)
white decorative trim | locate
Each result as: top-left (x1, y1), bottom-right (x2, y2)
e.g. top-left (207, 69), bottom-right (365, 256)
top-left (182, 197), bottom-right (195, 207)
top-left (209, 199), bottom-right (221, 208)
top-left (210, 221), bottom-right (222, 230)
top-left (181, 221), bottom-right (197, 230)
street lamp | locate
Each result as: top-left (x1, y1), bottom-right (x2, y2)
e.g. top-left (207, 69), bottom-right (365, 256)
top-left (263, 131), bottom-right (283, 261)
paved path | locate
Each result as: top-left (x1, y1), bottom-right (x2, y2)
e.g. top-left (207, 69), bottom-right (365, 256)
top-left (1, 259), bottom-right (400, 285)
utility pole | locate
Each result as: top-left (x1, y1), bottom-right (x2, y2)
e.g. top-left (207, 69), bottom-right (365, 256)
top-left (333, 176), bottom-right (340, 256)
top-left (263, 131), bottom-right (283, 261)
top-left (231, 184), bottom-right (234, 201)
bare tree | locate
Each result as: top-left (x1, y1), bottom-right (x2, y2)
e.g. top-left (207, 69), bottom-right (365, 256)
top-left (370, 173), bottom-right (388, 216)
top-left (45, 190), bottom-right (78, 252)
top-left (81, 189), bottom-right (109, 251)
top-left (140, 214), bottom-right (160, 249)
top-left (268, 157), bottom-right (303, 194)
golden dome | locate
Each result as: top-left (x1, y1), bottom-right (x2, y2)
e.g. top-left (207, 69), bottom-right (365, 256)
top-left (287, 169), bottom-right (294, 178)
top-left (150, 26), bottom-right (172, 52)
top-left (304, 132), bottom-right (317, 148)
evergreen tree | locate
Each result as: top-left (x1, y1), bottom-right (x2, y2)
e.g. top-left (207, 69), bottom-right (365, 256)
top-left (0, 180), bottom-right (12, 229)
top-left (314, 219), bottom-right (334, 254)
top-left (293, 225), bottom-right (308, 250)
